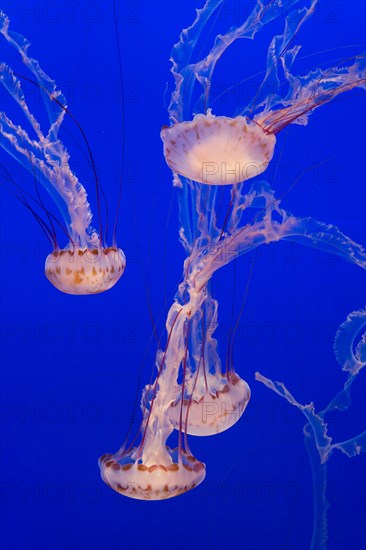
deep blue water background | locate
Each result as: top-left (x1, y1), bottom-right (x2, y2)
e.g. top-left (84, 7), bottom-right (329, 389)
top-left (0, 1), bottom-right (365, 549)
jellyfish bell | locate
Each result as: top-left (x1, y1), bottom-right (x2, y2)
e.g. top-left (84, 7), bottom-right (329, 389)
top-left (45, 246), bottom-right (126, 295)
top-left (169, 371), bottom-right (251, 436)
top-left (99, 446), bottom-right (205, 501)
top-left (161, 111), bottom-right (276, 185)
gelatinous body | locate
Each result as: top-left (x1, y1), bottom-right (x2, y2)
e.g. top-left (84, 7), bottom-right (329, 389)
top-left (161, 112), bottom-right (276, 184)
top-left (45, 247), bottom-right (126, 295)
top-left (169, 372), bottom-right (250, 436)
top-left (99, 448), bottom-right (205, 501)
top-left (0, 12), bottom-right (125, 294)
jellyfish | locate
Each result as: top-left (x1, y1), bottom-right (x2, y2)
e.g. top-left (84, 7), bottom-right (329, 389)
top-left (0, 12), bottom-right (126, 294)
top-left (99, 0), bottom-right (365, 505)
top-left (162, 111), bottom-right (276, 184)
top-left (161, 0), bottom-right (365, 186)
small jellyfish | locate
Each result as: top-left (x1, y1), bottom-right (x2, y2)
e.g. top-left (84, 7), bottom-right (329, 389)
top-left (0, 12), bottom-right (126, 294)
top-left (45, 247), bottom-right (126, 295)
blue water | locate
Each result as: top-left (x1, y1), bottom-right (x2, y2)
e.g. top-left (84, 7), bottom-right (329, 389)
top-left (0, 1), bottom-right (365, 549)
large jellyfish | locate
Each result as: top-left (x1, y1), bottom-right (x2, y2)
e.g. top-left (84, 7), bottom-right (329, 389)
top-left (99, 0), bottom-right (365, 527)
top-left (0, 12), bottom-right (126, 294)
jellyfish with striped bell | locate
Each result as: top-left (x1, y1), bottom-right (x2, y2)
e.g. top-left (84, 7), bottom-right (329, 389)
top-left (167, 297), bottom-right (251, 436)
top-left (45, 247), bottom-right (125, 295)
top-left (0, 12), bottom-right (125, 294)
top-left (162, 112), bottom-right (276, 185)
top-left (99, 305), bottom-right (207, 500)
top-left (100, 0), bottom-right (366, 503)
top-left (99, 447), bottom-right (205, 501)
top-left (161, 0), bottom-right (365, 186)
top-left (168, 371), bottom-right (250, 436)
